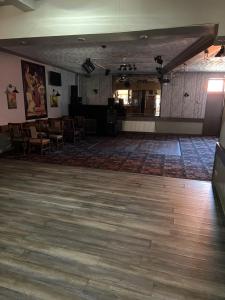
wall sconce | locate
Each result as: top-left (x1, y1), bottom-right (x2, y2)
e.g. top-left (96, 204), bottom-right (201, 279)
top-left (52, 89), bottom-right (61, 96)
top-left (6, 84), bottom-right (19, 94)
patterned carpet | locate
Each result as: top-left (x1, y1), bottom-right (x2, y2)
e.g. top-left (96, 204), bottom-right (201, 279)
top-left (3, 133), bottom-right (217, 181)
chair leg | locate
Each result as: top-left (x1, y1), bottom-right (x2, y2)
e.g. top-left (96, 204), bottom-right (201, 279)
top-left (28, 143), bottom-right (31, 154)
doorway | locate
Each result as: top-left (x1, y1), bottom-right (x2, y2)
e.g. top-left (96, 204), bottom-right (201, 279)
top-left (203, 79), bottom-right (224, 136)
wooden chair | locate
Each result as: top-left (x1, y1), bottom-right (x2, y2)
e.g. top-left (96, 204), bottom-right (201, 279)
top-left (27, 125), bottom-right (50, 154)
top-left (85, 119), bottom-right (97, 135)
top-left (48, 118), bottom-right (64, 150)
top-left (63, 117), bottom-right (81, 144)
top-left (35, 119), bottom-right (49, 138)
top-left (75, 116), bottom-right (86, 138)
top-left (8, 123), bottom-right (29, 154)
top-left (48, 118), bottom-right (63, 135)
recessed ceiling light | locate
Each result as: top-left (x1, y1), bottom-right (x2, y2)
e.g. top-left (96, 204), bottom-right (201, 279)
top-left (77, 37), bottom-right (86, 41)
top-left (139, 34), bottom-right (148, 40)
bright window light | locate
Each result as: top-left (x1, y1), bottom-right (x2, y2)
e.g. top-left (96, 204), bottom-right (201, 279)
top-left (116, 90), bottom-right (132, 105)
top-left (207, 79), bottom-right (224, 92)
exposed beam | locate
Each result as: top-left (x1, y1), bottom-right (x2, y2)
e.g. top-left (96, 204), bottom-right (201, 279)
top-left (162, 24), bottom-right (219, 74)
top-left (0, 0), bottom-right (36, 11)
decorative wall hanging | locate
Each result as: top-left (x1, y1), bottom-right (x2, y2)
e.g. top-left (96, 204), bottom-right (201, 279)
top-left (6, 84), bottom-right (18, 109)
top-left (50, 89), bottom-right (61, 107)
top-left (21, 60), bottom-right (48, 120)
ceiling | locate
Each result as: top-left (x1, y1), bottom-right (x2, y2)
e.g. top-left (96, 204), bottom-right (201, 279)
top-left (1, 0), bottom-right (225, 40)
top-left (0, 0), bottom-right (37, 11)
top-left (0, 25), bottom-right (218, 75)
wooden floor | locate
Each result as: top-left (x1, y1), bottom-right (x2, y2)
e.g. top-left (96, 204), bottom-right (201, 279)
top-left (0, 159), bottom-right (225, 300)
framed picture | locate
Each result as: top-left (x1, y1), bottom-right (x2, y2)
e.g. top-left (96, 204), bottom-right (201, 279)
top-left (21, 60), bottom-right (48, 120)
top-left (50, 95), bottom-right (58, 107)
top-left (7, 90), bottom-right (17, 109)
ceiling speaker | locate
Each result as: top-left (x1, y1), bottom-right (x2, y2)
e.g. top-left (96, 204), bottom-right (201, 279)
top-left (82, 58), bottom-right (95, 73)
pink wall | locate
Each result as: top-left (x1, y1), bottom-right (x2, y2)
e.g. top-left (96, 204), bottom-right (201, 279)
top-left (0, 51), bottom-right (76, 125)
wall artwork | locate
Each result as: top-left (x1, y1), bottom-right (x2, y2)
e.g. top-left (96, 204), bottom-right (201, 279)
top-left (50, 95), bottom-right (58, 107)
top-left (6, 85), bottom-right (18, 109)
top-left (50, 89), bottom-right (60, 107)
top-left (21, 60), bottom-right (48, 120)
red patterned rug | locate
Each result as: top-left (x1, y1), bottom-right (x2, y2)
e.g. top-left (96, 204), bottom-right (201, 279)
top-left (3, 133), bottom-right (217, 181)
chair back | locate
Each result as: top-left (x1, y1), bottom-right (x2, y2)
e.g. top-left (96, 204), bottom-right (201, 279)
top-left (49, 118), bottom-right (63, 133)
top-left (75, 116), bottom-right (85, 128)
top-left (8, 123), bottom-right (23, 139)
top-left (63, 118), bottom-right (74, 131)
top-left (36, 119), bottom-right (49, 132)
top-left (29, 126), bottom-right (38, 139)
top-left (55, 120), bottom-right (62, 130)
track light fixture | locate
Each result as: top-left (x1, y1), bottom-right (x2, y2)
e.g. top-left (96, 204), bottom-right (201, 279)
top-left (215, 45), bottom-right (225, 57)
top-left (118, 64), bottom-right (137, 72)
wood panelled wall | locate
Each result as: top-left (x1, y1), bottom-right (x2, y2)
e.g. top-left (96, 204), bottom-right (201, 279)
top-left (161, 72), bottom-right (225, 119)
top-left (80, 75), bottom-right (112, 105)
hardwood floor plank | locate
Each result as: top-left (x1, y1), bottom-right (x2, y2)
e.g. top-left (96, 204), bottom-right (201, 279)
top-left (0, 159), bottom-right (224, 299)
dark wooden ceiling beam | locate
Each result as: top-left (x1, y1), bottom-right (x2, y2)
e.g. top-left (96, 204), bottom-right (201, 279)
top-left (162, 24), bottom-right (219, 74)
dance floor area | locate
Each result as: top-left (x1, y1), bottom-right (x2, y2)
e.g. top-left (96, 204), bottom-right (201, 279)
top-left (4, 133), bottom-right (217, 181)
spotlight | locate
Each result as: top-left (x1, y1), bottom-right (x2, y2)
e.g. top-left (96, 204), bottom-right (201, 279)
top-left (158, 76), bottom-right (170, 84)
top-left (154, 55), bottom-right (163, 65)
top-left (156, 66), bottom-right (163, 74)
top-left (105, 69), bottom-right (111, 76)
top-left (119, 74), bottom-right (127, 82)
top-left (215, 45), bottom-right (225, 57)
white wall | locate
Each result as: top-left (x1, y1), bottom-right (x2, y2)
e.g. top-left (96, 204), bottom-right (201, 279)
top-left (0, 51), bottom-right (76, 125)
top-left (0, 0), bottom-right (225, 38)
top-left (80, 75), bottom-right (112, 105)
top-left (161, 72), bottom-right (225, 119)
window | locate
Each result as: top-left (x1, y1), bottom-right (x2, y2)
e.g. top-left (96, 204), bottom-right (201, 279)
top-left (115, 90), bottom-right (132, 105)
top-left (207, 79), bottom-right (224, 93)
